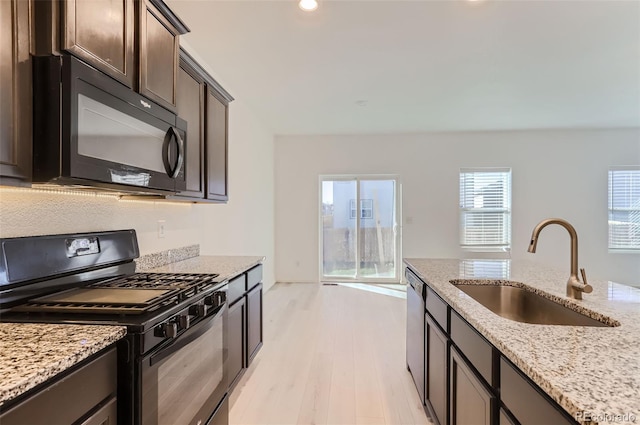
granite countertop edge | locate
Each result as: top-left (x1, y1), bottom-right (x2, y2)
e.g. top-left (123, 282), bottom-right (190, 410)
top-left (404, 258), bottom-right (640, 425)
top-left (0, 324), bottom-right (127, 407)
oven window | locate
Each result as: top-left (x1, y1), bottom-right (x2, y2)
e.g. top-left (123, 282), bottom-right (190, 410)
top-left (142, 313), bottom-right (225, 425)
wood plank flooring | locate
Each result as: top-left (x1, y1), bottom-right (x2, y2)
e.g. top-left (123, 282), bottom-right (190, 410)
top-left (229, 283), bottom-right (433, 425)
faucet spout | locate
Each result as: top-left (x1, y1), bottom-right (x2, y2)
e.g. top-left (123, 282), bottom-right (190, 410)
top-left (527, 218), bottom-right (592, 300)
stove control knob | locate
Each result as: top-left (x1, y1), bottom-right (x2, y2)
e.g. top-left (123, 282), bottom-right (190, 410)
top-left (214, 291), bottom-right (226, 305)
top-left (178, 314), bottom-right (190, 330)
top-left (204, 295), bottom-right (215, 306)
top-left (189, 304), bottom-right (208, 318)
top-left (157, 322), bottom-right (178, 339)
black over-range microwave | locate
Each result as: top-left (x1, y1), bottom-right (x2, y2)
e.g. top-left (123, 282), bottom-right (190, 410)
top-left (32, 55), bottom-right (187, 194)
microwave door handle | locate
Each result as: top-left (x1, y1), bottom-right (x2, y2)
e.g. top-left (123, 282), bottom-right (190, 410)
top-left (173, 128), bottom-right (185, 177)
top-left (162, 127), bottom-right (184, 179)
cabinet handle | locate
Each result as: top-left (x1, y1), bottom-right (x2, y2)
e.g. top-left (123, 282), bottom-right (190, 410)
top-left (162, 126), bottom-right (184, 178)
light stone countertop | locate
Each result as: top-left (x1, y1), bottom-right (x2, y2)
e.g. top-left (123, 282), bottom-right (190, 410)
top-left (404, 258), bottom-right (640, 425)
top-left (140, 255), bottom-right (265, 282)
top-left (0, 323), bottom-right (126, 407)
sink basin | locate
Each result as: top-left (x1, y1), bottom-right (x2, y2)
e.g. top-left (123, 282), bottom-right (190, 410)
top-left (453, 284), bottom-right (613, 327)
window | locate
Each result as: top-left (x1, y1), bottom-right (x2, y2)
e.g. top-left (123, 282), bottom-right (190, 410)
top-left (608, 167), bottom-right (640, 251)
top-left (459, 168), bottom-right (512, 251)
top-left (349, 199), bottom-right (373, 219)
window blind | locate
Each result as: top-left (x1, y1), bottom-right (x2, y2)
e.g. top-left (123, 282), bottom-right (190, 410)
top-left (608, 167), bottom-right (640, 251)
top-left (459, 168), bottom-right (512, 251)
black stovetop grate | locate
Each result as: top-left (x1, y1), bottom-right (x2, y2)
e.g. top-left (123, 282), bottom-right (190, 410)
top-left (12, 272), bottom-right (220, 315)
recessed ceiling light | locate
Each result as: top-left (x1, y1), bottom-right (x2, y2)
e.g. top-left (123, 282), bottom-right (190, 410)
top-left (299, 0), bottom-right (318, 12)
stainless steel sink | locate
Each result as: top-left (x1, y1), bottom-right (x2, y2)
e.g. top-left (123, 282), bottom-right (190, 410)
top-left (453, 284), bottom-right (613, 327)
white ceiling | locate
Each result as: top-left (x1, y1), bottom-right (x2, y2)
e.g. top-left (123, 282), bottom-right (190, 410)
top-left (168, 0), bottom-right (640, 135)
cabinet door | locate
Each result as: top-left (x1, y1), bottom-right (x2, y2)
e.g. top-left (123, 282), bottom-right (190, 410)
top-left (61, 0), bottom-right (135, 88)
top-left (175, 55), bottom-right (205, 198)
top-left (499, 408), bottom-right (516, 425)
top-left (246, 282), bottom-right (263, 365)
top-left (227, 297), bottom-right (246, 391)
top-left (426, 314), bottom-right (448, 425)
top-left (139, 0), bottom-right (179, 111)
top-left (0, 347), bottom-right (117, 425)
top-left (205, 88), bottom-right (229, 202)
top-left (450, 347), bottom-right (495, 425)
top-left (79, 397), bottom-right (117, 425)
top-left (500, 357), bottom-right (575, 425)
top-left (0, 0), bottom-right (31, 184)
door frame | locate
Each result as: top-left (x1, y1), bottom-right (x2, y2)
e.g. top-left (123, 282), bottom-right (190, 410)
top-left (318, 174), bottom-right (402, 283)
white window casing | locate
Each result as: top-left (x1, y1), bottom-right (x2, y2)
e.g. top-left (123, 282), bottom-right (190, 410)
top-left (609, 167), bottom-right (640, 252)
top-left (459, 168), bottom-right (512, 252)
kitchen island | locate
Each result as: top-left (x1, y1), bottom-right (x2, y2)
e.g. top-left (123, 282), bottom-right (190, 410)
top-left (405, 258), bottom-right (640, 425)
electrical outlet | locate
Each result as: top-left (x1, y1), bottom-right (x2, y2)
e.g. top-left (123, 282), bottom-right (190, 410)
top-left (157, 220), bottom-right (166, 238)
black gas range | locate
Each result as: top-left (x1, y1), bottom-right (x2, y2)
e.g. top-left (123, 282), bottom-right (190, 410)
top-left (0, 230), bottom-right (229, 425)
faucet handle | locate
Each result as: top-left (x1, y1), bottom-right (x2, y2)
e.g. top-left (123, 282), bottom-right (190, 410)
top-left (580, 268), bottom-right (593, 293)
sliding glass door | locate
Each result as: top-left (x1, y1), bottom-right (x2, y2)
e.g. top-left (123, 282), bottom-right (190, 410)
top-left (320, 176), bottom-right (400, 282)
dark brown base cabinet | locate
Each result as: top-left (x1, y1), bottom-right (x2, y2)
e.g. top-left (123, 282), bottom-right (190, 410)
top-left (228, 296), bottom-right (246, 390)
top-left (450, 347), bottom-right (495, 425)
top-left (411, 268), bottom-right (580, 425)
top-left (425, 313), bottom-right (448, 425)
top-left (246, 282), bottom-right (263, 364)
top-left (0, 347), bottom-right (117, 425)
top-left (227, 265), bottom-right (264, 392)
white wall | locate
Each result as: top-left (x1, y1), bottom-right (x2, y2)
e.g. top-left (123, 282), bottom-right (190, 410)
top-left (274, 129), bottom-right (640, 286)
top-left (196, 98), bottom-right (276, 291)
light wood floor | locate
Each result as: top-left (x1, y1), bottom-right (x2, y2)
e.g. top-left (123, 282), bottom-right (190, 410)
top-left (229, 283), bottom-right (433, 425)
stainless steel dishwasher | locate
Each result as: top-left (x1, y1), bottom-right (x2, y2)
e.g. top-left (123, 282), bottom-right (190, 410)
top-left (406, 268), bottom-right (426, 404)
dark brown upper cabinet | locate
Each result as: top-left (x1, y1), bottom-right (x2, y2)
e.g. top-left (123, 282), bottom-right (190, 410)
top-left (0, 0), bottom-right (32, 186)
top-left (170, 49), bottom-right (233, 203)
top-left (34, 0), bottom-right (188, 112)
top-left (139, 0), bottom-right (182, 111)
top-left (175, 54), bottom-right (206, 198)
top-left (206, 86), bottom-right (229, 202)
top-left (61, 0), bottom-right (135, 88)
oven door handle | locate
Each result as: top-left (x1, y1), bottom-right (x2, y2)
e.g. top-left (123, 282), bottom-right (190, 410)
top-left (150, 304), bottom-right (226, 367)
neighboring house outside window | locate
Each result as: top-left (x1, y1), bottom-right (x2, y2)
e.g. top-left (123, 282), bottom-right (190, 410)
top-left (459, 168), bottom-right (512, 252)
top-left (609, 167), bottom-right (640, 252)
top-left (350, 199), bottom-right (373, 219)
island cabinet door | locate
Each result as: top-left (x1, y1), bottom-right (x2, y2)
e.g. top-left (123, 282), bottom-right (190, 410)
top-left (500, 357), bottom-right (577, 425)
top-left (426, 313), bottom-right (448, 425)
top-left (450, 346), bottom-right (495, 425)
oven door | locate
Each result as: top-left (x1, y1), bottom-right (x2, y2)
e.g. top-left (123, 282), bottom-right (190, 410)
top-left (141, 304), bottom-right (227, 425)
